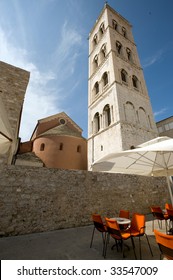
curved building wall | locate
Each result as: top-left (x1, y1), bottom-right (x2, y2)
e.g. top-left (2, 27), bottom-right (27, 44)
top-left (33, 135), bottom-right (87, 170)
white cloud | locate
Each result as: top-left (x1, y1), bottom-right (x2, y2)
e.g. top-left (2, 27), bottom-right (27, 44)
top-left (57, 21), bottom-right (82, 60)
top-left (0, 17), bottom-right (83, 141)
top-left (154, 107), bottom-right (168, 118)
top-left (53, 21), bottom-right (82, 81)
top-left (0, 27), bottom-right (62, 141)
top-left (143, 49), bottom-right (163, 68)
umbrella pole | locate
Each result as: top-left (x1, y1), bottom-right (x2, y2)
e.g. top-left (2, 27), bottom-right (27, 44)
top-left (166, 176), bottom-right (173, 205)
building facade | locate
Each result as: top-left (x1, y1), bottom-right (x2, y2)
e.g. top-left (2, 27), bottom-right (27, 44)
top-left (88, 4), bottom-right (158, 170)
top-left (17, 112), bottom-right (87, 170)
top-left (156, 116), bottom-right (173, 138)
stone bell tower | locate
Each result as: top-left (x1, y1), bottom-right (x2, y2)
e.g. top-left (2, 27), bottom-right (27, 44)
top-left (88, 4), bottom-right (158, 170)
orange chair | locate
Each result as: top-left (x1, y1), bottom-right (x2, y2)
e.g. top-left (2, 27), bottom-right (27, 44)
top-left (150, 206), bottom-right (169, 232)
top-left (154, 229), bottom-right (173, 260)
top-left (104, 217), bottom-right (137, 259)
top-left (165, 203), bottom-right (173, 211)
top-left (90, 214), bottom-right (107, 256)
top-left (167, 209), bottom-right (173, 231)
top-left (119, 210), bottom-right (130, 219)
top-left (127, 213), bottom-right (153, 259)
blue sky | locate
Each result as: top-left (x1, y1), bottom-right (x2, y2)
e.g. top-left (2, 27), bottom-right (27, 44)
top-left (0, 0), bottom-right (173, 141)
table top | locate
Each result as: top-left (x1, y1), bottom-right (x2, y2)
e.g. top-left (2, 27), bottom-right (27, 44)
top-left (109, 217), bottom-right (131, 225)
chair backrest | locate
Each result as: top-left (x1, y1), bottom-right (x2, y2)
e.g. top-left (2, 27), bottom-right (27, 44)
top-left (130, 213), bottom-right (145, 235)
top-left (165, 203), bottom-right (173, 210)
top-left (119, 210), bottom-right (130, 219)
top-left (154, 229), bottom-right (173, 260)
top-left (150, 206), bottom-right (164, 219)
top-left (105, 218), bottom-right (121, 240)
top-left (167, 209), bottom-right (173, 221)
top-left (92, 214), bottom-right (105, 232)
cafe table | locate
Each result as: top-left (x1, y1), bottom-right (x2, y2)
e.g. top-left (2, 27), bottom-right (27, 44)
top-left (109, 217), bottom-right (131, 226)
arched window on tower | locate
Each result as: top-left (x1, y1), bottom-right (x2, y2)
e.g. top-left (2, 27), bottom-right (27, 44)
top-left (93, 54), bottom-right (99, 70)
top-left (100, 43), bottom-right (106, 61)
top-left (121, 69), bottom-right (128, 83)
top-left (94, 112), bottom-right (100, 133)
top-left (126, 48), bottom-right (132, 61)
top-left (122, 26), bottom-right (127, 38)
top-left (103, 104), bottom-right (111, 127)
top-left (99, 22), bottom-right (105, 35)
top-left (112, 19), bottom-right (117, 30)
top-left (102, 72), bottom-right (108, 87)
top-left (93, 34), bottom-right (98, 45)
top-left (94, 81), bottom-right (99, 95)
top-left (116, 41), bottom-right (122, 55)
top-left (132, 75), bottom-right (139, 89)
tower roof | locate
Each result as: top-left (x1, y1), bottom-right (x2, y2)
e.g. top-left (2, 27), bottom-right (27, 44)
top-left (89, 3), bottom-right (131, 37)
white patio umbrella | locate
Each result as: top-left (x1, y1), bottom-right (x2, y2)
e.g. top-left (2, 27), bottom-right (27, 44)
top-left (92, 137), bottom-right (173, 204)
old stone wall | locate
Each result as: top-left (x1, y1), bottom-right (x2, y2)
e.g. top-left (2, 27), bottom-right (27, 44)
top-left (0, 61), bottom-right (30, 164)
top-left (0, 165), bottom-right (169, 236)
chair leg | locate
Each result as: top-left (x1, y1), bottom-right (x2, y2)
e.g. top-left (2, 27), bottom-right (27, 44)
top-left (122, 240), bottom-right (125, 258)
top-left (111, 239), bottom-right (119, 252)
top-left (145, 234), bottom-right (153, 257)
top-left (101, 232), bottom-right (107, 256)
top-left (104, 233), bottom-right (109, 258)
top-left (158, 220), bottom-right (162, 229)
top-left (152, 218), bottom-right (154, 231)
top-left (139, 236), bottom-right (142, 259)
top-left (165, 220), bottom-right (168, 234)
top-left (90, 226), bottom-right (95, 248)
top-left (131, 237), bottom-right (137, 259)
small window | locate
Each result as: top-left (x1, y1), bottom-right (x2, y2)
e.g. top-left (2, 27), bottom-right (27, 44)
top-left (169, 122), bottom-right (173, 129)
top-left (132, 75), bottom-right (138, 89)
top-left (116, 41), bottom-right (122, 54)
top-left (100, 22), bottom-right (105, 34)
top-left (93, 34), bottom-right (97, 45)
top-left (122, 27), bottom-right (126, 37)
top-left (102, 72), bottom-right (108, 86)
top-left (59, 143), bottom-right (63, 150)
top-left (94, 55), bottom-right (99, 67)
top-left (112, 20), bottom-right (117, 30)
top-left (121, 69), bottom-right (128, 83)
top-left (101, 44), bottom-right (106, 58)
top-left (77, 145), bottom-right (81, 153)
top-left (94, 82), bottom-right (99, 94)
top-left (103, 104), bottom-right (111, 127)
top-left (40, 143), bottom-right (45, 151)
top-left (94, 112), bottom-right (100, 133)
top-left (126, 48), bottom-right (132, 61)
top-left (158, 126), bottom-right (163, 133)
top-left (101, 145), bottom-right (103, 151)
top-left (59, 118), bottom-right (66, 125)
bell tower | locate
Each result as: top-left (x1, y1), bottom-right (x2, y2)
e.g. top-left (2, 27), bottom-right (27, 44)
top-left (88, 4), bottom-right (158, 170)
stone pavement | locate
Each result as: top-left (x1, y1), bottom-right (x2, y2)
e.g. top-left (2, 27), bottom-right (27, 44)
top-left (0, 215), bottom-right (168, 260)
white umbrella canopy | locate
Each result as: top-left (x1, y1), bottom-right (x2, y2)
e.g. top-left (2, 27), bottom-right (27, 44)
top-left (92, 137), bottom-right (173, 204)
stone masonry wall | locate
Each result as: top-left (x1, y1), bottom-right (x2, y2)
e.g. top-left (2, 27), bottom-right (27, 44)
top-left (0, 61), bottom-right (30, 165)
top-left (0, 165), bottom-right (169, 236)
top-left (0, 61), bottom-right (30, 137)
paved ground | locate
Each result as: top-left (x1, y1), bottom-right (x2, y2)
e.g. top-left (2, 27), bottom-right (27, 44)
top-left (0, 214), bottom-right (168, 260)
